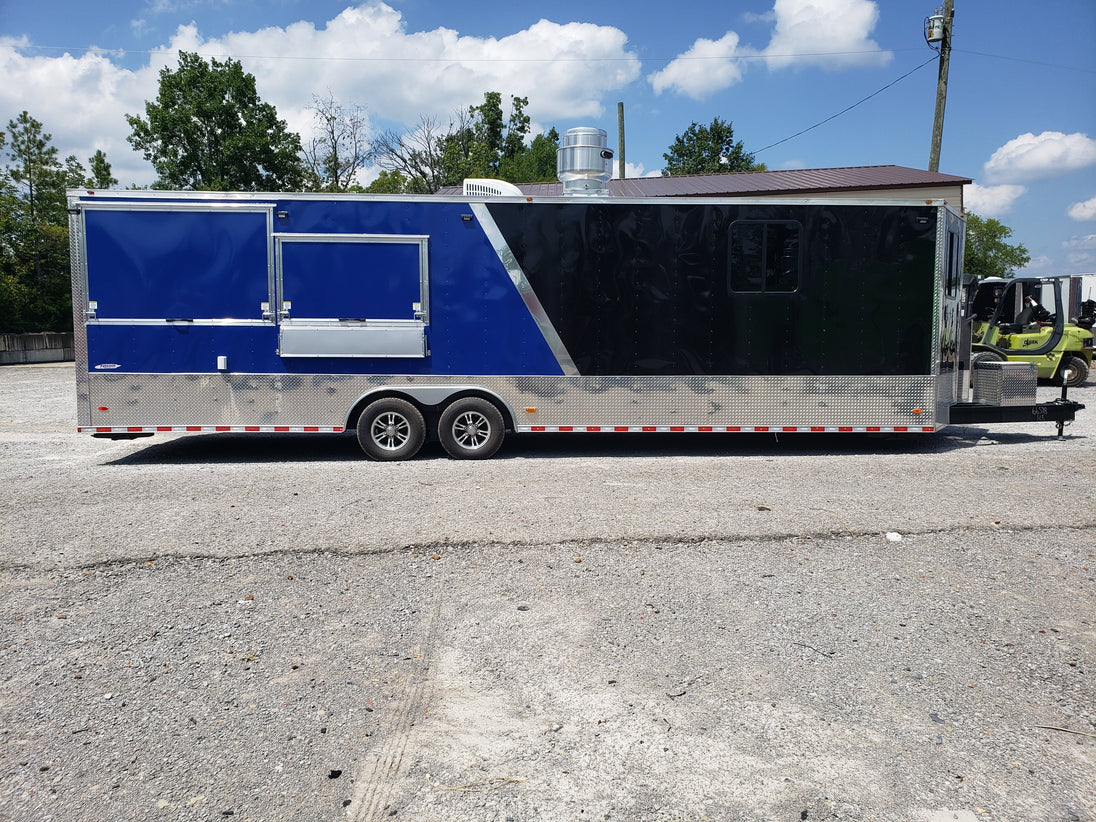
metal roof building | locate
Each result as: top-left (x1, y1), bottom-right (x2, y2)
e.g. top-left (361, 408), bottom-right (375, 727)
top-left (445, 165), bottom-right (971, 208)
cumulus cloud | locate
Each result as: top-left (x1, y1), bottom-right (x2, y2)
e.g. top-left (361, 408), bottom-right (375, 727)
top-left (964, 182), bottom-right (1026, 217)
top-left (1059, 234), bottom-right (1096, 271)
top-left (0, 38), bottom-right (158, 184)
top-left (613, 161), bottom-right (658, 179)
top-left (1068, 196), bottom-right (1096, 221)
top-left (763, 0), bottom-right (891, 71)
top-left (648, 33), bottom-right (750, 99)
top-left (983, 131), bottom-right (1096, 184)
top-left (1063, 234), bottom-right (1096, 250)
top-left (1020, 255), bottom-right (1051, 274)
top-left (0, 4), bottom-right (641, 187)
top-left (649, 0), bottom-right (890, 99)
top-left (171, 7), bottom-right (640, 130)
top-left (1066, 251), bottom-right (1096, 270)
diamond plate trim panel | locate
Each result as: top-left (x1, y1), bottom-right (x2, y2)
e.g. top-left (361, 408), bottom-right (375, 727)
top-left (69, 202), bottom-right (91, 427)
top-left (86, 373), bottom-right (940, 430)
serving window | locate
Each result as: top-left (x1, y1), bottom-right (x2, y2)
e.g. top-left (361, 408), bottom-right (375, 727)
top-left (728, 220), bottom-right (802, 294)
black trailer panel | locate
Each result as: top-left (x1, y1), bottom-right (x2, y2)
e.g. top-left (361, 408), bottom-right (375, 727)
top-left (487, 201), bottom-right (939, 377)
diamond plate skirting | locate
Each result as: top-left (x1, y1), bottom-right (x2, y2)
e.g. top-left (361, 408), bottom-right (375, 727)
top-left (86, 372), bottom-right (940, 431)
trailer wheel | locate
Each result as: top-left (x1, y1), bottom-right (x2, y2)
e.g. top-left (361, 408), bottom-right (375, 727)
top-left (438, 397), bottom-right (505, 460)
top-left (356, 398), bottom-right (425, 461)
top-left (1060, 354), bottom-right (1089, 387)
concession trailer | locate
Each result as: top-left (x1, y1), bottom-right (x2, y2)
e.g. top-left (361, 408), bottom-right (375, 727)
top-left (68, 133), bottom-right (1082, 460)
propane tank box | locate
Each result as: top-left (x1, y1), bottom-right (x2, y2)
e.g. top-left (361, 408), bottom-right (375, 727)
top-left (972, 360), bottom-right (1037, 406)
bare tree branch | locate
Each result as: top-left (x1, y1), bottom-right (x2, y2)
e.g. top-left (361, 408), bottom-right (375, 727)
top-left (302, 92), bottom-right (370, 191)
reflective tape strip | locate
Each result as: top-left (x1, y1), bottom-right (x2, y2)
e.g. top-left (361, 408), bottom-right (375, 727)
top-left (514, 425), bottom-right (937, 434)
top-left (79, 425), bottom-right (345, 434)
top-left (79, 424), bottom-right (934, 436)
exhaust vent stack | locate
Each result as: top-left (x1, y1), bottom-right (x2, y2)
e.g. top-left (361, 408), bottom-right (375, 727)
top-left (557, 127), bottom-right (613, 196)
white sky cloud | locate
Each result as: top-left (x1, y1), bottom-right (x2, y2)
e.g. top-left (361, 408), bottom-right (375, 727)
top-left (964, 183), bottom-right (1026, 217)
top-left (1068, 196), bottom-right (1096, 221)
top-left (0, 38), bottom-right (157, 184)
top-left (1063, 234), bottom-right (1096, 250)
top-left (649, 0), bottom-right (890, 99)
top-left (648, 33), bottom-right (749, 100)
top-left (170, 8), bottom-right (641, 130)
top-left (983, 131), bottom-right (1096, 184)
top-left (614, 161), bottom-right (657, 179)
top-left (1066, 251), bottom-right (1096, 269)
top-left (1, 5), bottom-right (641, 186)
top-left (762, 0), bottom-right (891, 71)
top-left (1019, 254), bottom-right (1051, 274)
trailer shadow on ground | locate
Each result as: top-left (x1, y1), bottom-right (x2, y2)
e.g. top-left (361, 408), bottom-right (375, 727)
top-left (102, 424), bottom-right (1081, 466)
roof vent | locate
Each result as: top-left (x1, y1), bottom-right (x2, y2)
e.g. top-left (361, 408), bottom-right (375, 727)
top-left (463, 178), bottom-right (524, 198)
top-left (557, 127), bottom-right (613, 196)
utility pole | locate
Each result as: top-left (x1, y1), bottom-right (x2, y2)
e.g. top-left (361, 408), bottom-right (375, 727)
top-left (617, 102), bottom-right (626, 179)
top-left (927, 0), bottom-right (954, 173)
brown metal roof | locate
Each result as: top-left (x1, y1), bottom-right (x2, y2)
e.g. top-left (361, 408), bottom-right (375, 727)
top-left (439, 165), bottom-right (971, 197)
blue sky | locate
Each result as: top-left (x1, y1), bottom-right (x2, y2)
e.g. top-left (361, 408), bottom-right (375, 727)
top-left (1, 0), bottom-right (1094, 275)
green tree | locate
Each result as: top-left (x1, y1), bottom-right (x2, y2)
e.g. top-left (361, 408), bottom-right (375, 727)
top-left (1, 113), bottom-right (73, 332)
top-left (964, 213), bottom-right (1030, 279)
top-left (365, 170), bottom-right (411, 194)
top-left (371, 92), bottom-right (556, 192)
top-left (500, 128), bottom-right (559, 183)
top-left (501, 96), bottom-right (531, 163)
top-left (371, 116), bottom-right (449, 194)
top-left (6, 111), bottom-right (63, 223)
top-left (435, 100), bottom-right (497, 185)
top-left (662, 117), bottom-right (765, 176)
top-left (0, 142), bottom-right (29, 332)
top-left (63, 155), bottom-right (87, 190)
top-left (126, 51), bottom-right (305, 191)
top-left (470, 92), bottom-right (506, 171)
top-left (87, 149), bottom-right (118, 189)
top-left (451, 92), bottom-right (535, 183)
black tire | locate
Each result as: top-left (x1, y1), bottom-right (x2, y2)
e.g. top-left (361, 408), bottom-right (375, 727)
top-left (1059, 354), bottom-right (1089, 387)
top-left (356, 397), bottom-right (425, 461)
top-left (438, 397), bottom-right (505, 460)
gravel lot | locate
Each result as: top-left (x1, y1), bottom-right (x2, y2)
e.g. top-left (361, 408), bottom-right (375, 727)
top-left (1, 362), bottom-right (1094, 822)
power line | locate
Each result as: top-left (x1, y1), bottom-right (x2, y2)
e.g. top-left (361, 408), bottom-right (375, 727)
top-left (9, 41), bottom-right (1094, 74)
top-left (951, 48), bottom-right (1096, 75)
top-left (9, 43), bottom-right (910, 64)
top-left (754, 56), bottom-right (938, 155)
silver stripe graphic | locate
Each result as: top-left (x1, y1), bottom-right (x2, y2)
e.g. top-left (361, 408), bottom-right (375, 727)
top-left (470, 202), bottom-right (579, 377)
top-left (88, 319), bottom-right (272, 327)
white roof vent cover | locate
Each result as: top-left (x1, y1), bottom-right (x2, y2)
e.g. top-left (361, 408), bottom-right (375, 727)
top-left (463, 178), bottom-right (524, 197)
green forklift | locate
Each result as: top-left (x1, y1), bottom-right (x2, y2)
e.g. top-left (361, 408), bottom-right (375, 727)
top-left (968, 276), bottom-right (1093, 386)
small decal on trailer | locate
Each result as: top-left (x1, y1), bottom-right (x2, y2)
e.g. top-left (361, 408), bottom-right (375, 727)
top-left (93, 363), bottom-right (122, 370)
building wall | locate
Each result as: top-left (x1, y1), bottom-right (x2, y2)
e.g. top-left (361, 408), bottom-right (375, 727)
top-left (0, 333), bottom-right (75, 365)
top-left (759, 185), bottom-right (965, 209)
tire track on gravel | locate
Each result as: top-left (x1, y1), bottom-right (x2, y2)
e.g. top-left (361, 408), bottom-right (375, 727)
top-left (349, 586), bottom-right (444, 821)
